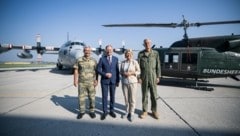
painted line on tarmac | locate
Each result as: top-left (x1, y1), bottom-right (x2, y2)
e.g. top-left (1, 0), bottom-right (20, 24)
top-left (0, 83), bottom-right (73, 116)
top-left (157, 95), bottom-right (201, 136)
top-left (0, 66), bottom-right (55, 71)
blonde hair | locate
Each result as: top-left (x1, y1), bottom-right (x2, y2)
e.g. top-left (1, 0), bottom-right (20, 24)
top-left (124, 49), bottom-right (133, 57)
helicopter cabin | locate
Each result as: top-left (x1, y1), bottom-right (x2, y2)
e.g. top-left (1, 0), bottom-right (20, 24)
top-left (155, 47), bottom-right (240, 79)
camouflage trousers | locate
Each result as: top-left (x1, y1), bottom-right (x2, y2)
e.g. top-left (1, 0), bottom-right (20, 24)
top-left (78, 82), bottom-right (96, 113)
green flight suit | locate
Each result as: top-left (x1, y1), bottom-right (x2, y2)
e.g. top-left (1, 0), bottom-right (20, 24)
top-left (138, 49), bottom-right (161, 112)
top-left (73, 56), bottom-right (97, 113)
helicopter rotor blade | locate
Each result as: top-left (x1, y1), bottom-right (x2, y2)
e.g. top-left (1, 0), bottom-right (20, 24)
top-left (103, 20), bottom-right (240, 28)
top-left (102, 18), bottom-right (240, 40)
top-left (103, 23), bottom-right (177, 28)
top-left (191, 20), bottom-right (240, 27)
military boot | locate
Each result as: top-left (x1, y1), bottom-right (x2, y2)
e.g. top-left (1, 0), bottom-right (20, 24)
top-left (140, 112), bottom-right (147, 119)
top-left (152, 112), bottom-right (159, 120)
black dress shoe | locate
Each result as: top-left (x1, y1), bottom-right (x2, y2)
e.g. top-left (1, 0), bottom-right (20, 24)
top-left (109, 112), bottom-right (116, 118)
top-left (101, 113), bottom-right (107, 120)
top-left (89, 112), bottom-right (96, 119)
top-left (77, 113), bottom-right (85, 119)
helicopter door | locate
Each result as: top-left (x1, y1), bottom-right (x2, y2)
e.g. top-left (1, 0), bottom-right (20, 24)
top-left (164, 53), bottom-right (179, 71)
top-left (181, 53), bottom-right (198, 72)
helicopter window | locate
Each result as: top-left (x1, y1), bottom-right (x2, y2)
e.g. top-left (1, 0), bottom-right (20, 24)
top-left (173, 55), bottom-right (179, 63)
top-left (164, 53), bottom-right (179, 63)
top-left (164, 55), bottom-right (169, 63)
top-left (182, 53), bottom-right (198, 64)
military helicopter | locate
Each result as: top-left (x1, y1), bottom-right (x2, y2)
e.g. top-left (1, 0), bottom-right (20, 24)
top-left (0, 34), bottom-right (128, 70)
top-left (103, 16), bottom-right (240, 90)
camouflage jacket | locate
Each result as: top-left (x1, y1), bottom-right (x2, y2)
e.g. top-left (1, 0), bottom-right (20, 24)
top-left (73, 56), bottom-right (97, 83)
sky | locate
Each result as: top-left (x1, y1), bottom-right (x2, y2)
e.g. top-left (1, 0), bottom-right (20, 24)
top-left (0, 0), bottom-right (240, 62)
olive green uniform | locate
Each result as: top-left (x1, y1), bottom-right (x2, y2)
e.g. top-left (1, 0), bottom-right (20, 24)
top-left (73, 56), bottom-right (97, 113)
top-left (138, 49), bottom-right (161, 112)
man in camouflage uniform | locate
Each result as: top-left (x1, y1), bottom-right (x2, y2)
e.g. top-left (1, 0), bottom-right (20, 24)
top-left (73, 46), bottom-right (98, 119)
top-left (138, 38), bottom-right (161, 120)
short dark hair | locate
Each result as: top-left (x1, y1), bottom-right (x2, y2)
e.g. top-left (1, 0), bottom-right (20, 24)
top-left (105, 44), bottom-right (112, 49)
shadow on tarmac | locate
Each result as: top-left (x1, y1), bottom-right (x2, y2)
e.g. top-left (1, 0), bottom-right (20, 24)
top-left (1, 115), bottom-right (239, 136)
top-left (49, 68), bottom-right (74, 75)
top-left (50, 95), bottom-right (142, 118)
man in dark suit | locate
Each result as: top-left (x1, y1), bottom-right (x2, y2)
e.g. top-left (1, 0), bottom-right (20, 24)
top-left (97, 45), bottom-right (120, 120)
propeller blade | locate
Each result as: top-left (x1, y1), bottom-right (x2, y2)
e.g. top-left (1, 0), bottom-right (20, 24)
top-left (0, 44), bottom-right (13, 53)
top-left (37, 53), bottom-right (42, 61)
top-left (98, 39), bottom-right (102, 46)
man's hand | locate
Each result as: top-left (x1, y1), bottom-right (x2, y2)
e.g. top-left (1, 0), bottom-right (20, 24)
top-left (74, 81), bottom-right (78, 87)
top-left (73, 69), bottom-right (78, 87)
top-left (138, 79), bottom-right (142, 84)
top-left (156, 78), bottom-right (160, 84)
top-left (106, 73), bottom-right (112, 78)
top-left (123, 72), bottom-right (129, 77)
top-left (94, 80), bottom-right (98, 88)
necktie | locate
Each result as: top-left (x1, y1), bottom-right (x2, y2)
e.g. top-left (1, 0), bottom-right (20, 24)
top-left (108, 56), bottom-right (111, 64)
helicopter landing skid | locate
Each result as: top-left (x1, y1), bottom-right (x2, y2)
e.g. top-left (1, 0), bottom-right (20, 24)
top-left (188, 81), bottom-right (214, 91)
top-left (189, 85), bottom-right (214, 91)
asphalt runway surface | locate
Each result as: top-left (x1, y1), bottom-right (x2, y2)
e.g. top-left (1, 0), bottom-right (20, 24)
top-left (0, 68), bottom-right (239, 136)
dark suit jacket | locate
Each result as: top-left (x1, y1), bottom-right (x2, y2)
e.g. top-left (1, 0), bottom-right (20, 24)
top-left (97, 55), bottom-right (120, 85)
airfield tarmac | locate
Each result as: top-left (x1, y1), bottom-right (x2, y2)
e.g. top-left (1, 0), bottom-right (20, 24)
top-left (0, 68), bottom-right (239, 136)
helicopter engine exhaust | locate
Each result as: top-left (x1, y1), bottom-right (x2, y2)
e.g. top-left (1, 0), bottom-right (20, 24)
top-left (221, 39), bottom-right (240, 52)
top-left (228, 39), bottom-right (240, 50)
